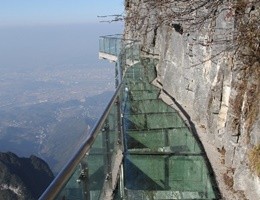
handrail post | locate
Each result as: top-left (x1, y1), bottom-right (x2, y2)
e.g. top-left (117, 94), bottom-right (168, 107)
top-left (102, 120), bottom-right (112, 188)
top-left (102, 37), bottom-right (104, 53)
top-left (78, 161), bottom-right (90, 200)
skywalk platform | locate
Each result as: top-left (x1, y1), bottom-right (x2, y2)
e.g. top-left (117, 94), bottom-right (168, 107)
top-left (39, 36), bottom-right (221, 200)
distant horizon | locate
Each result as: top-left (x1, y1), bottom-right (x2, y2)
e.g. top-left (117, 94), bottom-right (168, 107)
top-left (0, 0), bottom-right (124, 69)
top-left (0, 22), bottom-right (123, 69)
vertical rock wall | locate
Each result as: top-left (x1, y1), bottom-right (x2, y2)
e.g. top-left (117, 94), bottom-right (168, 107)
top-left (124, 0), bottom-right (260, 199)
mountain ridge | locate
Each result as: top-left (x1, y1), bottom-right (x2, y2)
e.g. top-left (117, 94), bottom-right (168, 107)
top-left (0, 152), bottom-right (54, 200)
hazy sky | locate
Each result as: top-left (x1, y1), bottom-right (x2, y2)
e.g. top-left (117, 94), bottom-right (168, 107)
top-left (0, 0), bottom-right (124, 26)
top-left (0, 1), bottom-right (124, 69)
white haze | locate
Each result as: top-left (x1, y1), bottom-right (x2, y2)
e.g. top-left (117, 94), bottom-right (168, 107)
top-left (0, 23), bottom-right (123, 70)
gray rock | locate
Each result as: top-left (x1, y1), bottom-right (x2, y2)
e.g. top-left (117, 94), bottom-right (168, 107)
top-left (124, 0), bottom-right (260, 199)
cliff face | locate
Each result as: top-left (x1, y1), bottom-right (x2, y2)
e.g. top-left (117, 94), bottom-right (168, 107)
top-left (0, 152), bottom-right (54, 200)
top-left (124, 0), bottom-right (260, 199)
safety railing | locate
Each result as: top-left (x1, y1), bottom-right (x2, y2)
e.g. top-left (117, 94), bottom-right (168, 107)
top-left (99, 35), bottom-right (140, 86)
top-left (39, 82), bottom-right (126, 200)
top-left (99, 35), bottom-right (140, 67)
top-left (39, 35), bottom-right (140, 200)
top-left (99, 34), bottom-right (123, 56)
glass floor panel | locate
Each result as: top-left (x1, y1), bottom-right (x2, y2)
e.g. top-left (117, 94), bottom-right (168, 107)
top-left (128, 90), bottom-right (160, 101)
top-left (125, 63), bottom-right (157, 81)
top-left (126, 81), bottom-right (159, 91)
top-left (125, 99), bottom-right (176, 114)
top-left (124, 113), bottom-right (187, 130)
top-left (124, 155), bottom-right (217, 199)
top-left (126, 128), bottom-right (201, 154)
top-left (121, 57), bottom-right (220, 199)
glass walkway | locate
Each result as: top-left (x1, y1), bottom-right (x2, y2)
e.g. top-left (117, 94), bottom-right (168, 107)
top-left (39, 36), bottom-right (221, 200)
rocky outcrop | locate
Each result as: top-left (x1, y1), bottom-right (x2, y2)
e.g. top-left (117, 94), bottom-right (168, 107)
top-left (124, 0), bottom-right (260, 199)
top-left (0, 152), bottom-right (54, 200)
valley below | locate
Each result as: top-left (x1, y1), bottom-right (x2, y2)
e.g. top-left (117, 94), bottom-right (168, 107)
top-left (0, 63), bottom-right (115, 174)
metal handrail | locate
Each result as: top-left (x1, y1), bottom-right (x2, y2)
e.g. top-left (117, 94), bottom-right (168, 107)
top-left (39, 83), bottom-right (123, 200)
